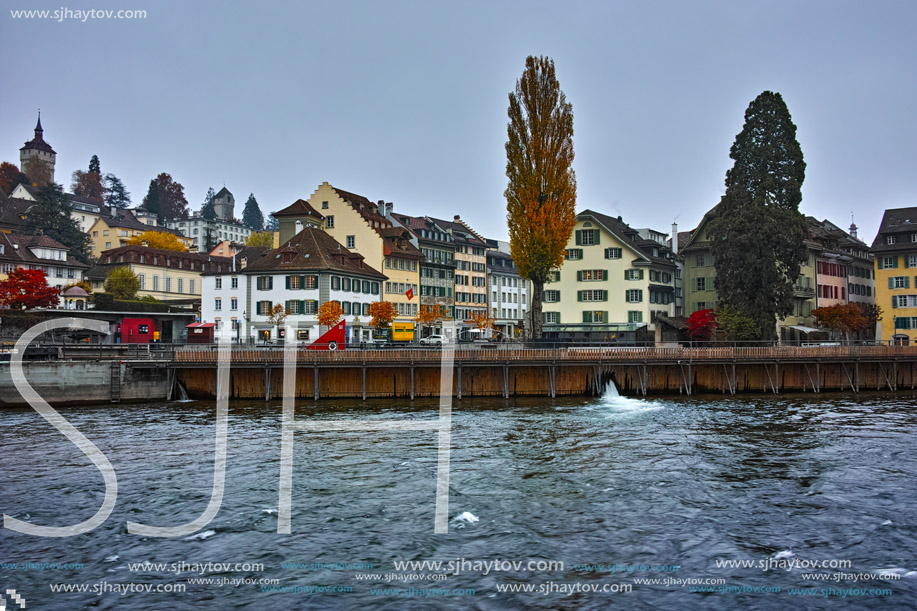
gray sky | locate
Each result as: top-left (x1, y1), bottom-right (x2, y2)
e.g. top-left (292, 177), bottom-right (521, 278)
top-left (2, 0), bottom-right (914, 244)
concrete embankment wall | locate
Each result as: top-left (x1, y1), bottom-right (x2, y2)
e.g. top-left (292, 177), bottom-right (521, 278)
top-left (0, 362), bottom-right (171, 406)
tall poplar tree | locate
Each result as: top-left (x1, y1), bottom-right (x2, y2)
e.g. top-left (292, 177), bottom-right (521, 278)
top-left (505, 55), bottom-right (577, 339)
top-left (709, 91), bottom-right (808, 339)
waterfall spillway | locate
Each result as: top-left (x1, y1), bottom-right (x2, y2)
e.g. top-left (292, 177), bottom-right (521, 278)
top-left (603, 379), bottom-right (619, 398)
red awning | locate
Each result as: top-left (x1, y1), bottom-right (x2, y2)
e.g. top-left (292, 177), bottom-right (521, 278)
top-left (186, 323), bottom-right (217, 328)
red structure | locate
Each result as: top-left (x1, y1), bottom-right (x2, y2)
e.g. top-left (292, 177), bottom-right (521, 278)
top-left (119, 318), bottom-right (158, 344)
top-left (186, 322), bottom-right (217, 344)
top-left (307, 320), bottom-right (347, 350)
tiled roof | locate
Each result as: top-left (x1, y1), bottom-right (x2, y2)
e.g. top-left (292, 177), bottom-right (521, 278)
top-left (0, 233), bottom-right (88, 269)
top-left (871, 207), bottom-right (917, 253)
top-left (241, 227), bottom-right (386, 279)
top-left (214, 187), bottom-right (233, 199)
top-left (0, 197), bottom-right (34, 231)
top-left (272, 198), bottom-right (324, 219)
top-left (426, 216), bottom-right (487, 247)
top-left (104, 209), bottom-right (187, 239)
top-left (579, 209), bottom-right (677, 267)
top-left (91, 245), bottom-right (233, 275)
top-left (330, 186), bottom-right (393, 230)
top-left (380, 226), bottom-right (423, 259)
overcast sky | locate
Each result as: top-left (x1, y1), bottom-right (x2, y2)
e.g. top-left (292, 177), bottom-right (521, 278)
top-left (2, 0), bottom-right (914, 244)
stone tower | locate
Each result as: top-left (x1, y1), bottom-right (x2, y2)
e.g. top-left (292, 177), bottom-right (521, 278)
top-left (212, 186), bottom-right (234, 221)
top-left (20, 113), bottom-right (56, 183)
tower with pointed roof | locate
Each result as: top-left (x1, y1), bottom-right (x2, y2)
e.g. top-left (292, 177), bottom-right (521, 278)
top-left (212, 186), bottom-right (235, 221)
top-left (20, 112), bottom-right (56, 183)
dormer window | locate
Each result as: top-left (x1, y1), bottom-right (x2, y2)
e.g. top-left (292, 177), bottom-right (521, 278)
top-left (282, 252), bottom-right (294, 264)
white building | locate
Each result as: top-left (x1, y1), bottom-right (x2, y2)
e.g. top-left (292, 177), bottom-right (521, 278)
top-left (485, 241), bottom-right (530, 339)
top-left (201, 228), bottom-right (386, 343)
top-left (168, 213), bottom-right (252, 254)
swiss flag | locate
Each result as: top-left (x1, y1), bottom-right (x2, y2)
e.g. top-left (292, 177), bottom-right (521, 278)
top-left (406, 287), bottom-right (414, 300)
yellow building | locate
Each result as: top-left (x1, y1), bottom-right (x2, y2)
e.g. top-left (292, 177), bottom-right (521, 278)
top-left (87, 210), bottom-right (192, 257)
top-left (428, 215), bottom-right (489, 323)
top-left (871, 207), bottom-right (917, 344)
top-left (86, 245), bottom-right (233, 302)
top-left (305, 183), bottom-right (420, 327)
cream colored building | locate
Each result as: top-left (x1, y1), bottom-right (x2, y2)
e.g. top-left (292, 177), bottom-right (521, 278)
top-left (543, 210), bottom-right (678, 342)
top-left (428, 215), bottom-right (489, 323)
top-left (86, 245), bottom-right (233, 302)
top-left (306, 183), bottom-right (421, 328)
top-left (87, 210), bottom-right (192, 257)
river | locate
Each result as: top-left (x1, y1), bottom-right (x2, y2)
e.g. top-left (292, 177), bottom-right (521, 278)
top-left (1, 391), bottom-right (915, 610)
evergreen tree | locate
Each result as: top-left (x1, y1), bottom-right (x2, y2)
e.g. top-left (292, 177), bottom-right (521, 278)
top-left (201, 187), bottom-right (217, 220)
top-left (203, 225), bottom-right (217, 252)
top-left (264, 214), bottom-right (279, 231)
top-left (141, 179), bottom-right (161, 218)
top-left (709, 91), bottom-right (808, 339)
top-left (102, 173), bottom-right (131, 209)
top-left (89, 155), bottom-right (101, 175)
top-left (27, 182), bottom-right (91, 263)
top-left (241, 193), bottom-right (264, 230)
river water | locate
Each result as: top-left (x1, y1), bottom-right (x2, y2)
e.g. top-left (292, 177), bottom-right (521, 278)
top-left (1, 391), bottom-right (915, 610)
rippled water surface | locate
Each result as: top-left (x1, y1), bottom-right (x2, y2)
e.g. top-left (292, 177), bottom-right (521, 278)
top-left (1, 392), bottom-right (916, 610)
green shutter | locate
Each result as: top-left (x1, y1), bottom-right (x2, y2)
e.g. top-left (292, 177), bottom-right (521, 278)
top-left (908, 277), bottom-right (912, 289)
top-left (285, 300), bottom-right (291, 312)
top-left (285, 276), bottom-right (291, 290)
top-left (577, 291), bottom-right (583, 302)
top-left (602, 311), bottom-right (608, 322)
top-left (603, 270), bottom-right (608, 281)
top-left (894, 257), bottom-right (899, 268)
top-left (638, 290), bottom-right (643, 302)
top-left (575, 230), bottom-right (582, 245)
top-left (577, 270), bottom-right (583, 281)
top-left (300, 300), bottom-right (306, 313)
top-left (582, 311), bottom-right (590, 323)
top-left (593, 230), bottom-right (600, 245)
top-left (890, 277), bottom-right (895, 289)
top-left (625, 270), bottom-right (630, 280)
top-left (268, 277), bottom-right (273, 290)
top-left (906, 257), bottom-right (911, 268)
top-left (267, 300), bottom-right (273, 311)
top-left (602, 290), bottom-right (608, 301)
top-left (638, 269), bottom-right (645, 280)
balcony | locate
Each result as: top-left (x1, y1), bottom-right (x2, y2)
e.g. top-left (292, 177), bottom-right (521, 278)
top-left (793, 284), bottom-right (815, 299)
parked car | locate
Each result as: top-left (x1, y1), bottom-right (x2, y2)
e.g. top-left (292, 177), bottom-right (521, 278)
top-left (420, 335), bottom-right (444, 345)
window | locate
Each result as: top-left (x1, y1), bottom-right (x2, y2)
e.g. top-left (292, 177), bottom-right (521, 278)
top-left (604, 247), bottom-right (622, 259)
top-left (626, 289), bottom-right (643, 303)
top-left (325, 215), bottom-right (334, 228)
top-left (215, 298), bottom-right (222, 311)
top-left (257, 276), bottom-right (274, 290)
top-left (138, 274), bottom-right (145, 290)
top-left (578, 290), bottom-right (608, 302)
top-left (578, 269), bottom-right (606, 282)
top-left (322, 201), bottom-right (329, 209)
top-left (103, 230), bottom-right (109, 236)
top-left (576, 229), bottom-right (599, 246)
top-left (178, 278), bottom-right (184, 293)
top-left (886, 235), bottom-right (896, 245)
top-left (695, 254), bottom-right (706, 267)
top-left (628, 311), bottom-right (643, 323)
top-left (544, 290), bottom-right (560, 303)
top-left (231, 298), bottom-right (238, 310)
top-left (215, 277), bottom-right (222, 289)
top-left (289, 275), bottom-right (301, 290)
top-left (544, 311), bottom-right (560, 324)
top-left (891, 276), bottom-right (910, 289)
top-left (880, 256), bottom-right (897, 269)
top-left (549, 271), bottom-right (561, 282)
top-left (565, 248), bottom-right (583, 260)
top-left (105, 242), bottom-right (111, 249)
top-left (257, 301), bottom-right (273, 315)
top-left (346, 235), bottom-right (355, 249)
top-left (92, 231), bottom-right (98, 237)
top-left (165, 277), bottom-right (172, 293)
top-left (342, 277), bottom-right (351, 291)
top-left (696, 277), bottom-right (707, 291)
top-left (582, 310), bottom-right (607, 323)
top-left (153, 276), bottom-right (159, 291)
top-left (190, 279), bottom-right (195, 294)
top-left (231, 277), bottom-right (238, 289)
top-left (625, 269), bottom-right (644, 281)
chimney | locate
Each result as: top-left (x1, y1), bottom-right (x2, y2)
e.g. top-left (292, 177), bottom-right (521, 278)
top-left (671, 222), bottom-right (679, 253)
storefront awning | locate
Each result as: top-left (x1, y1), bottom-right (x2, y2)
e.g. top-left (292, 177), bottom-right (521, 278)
top-left (186, 322), bottom-right (217, 328)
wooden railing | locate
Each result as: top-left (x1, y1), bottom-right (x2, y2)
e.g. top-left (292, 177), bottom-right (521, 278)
top-left (167, 344), bottom-right (917, 365)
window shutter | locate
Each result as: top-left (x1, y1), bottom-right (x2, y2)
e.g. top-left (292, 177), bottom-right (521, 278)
top-left (889, 277), bottom-right (895, 289)
top-left (637, 290), bottom-right (643, 302)
top-left (593, 231), bottom-right (600, 245)
top-left (603, 270), bottom-right (608, 281)
top-left (267, 301), bottom-right (273, 311)
top-left (285, 276), bottom-right (291, 290)
top-left (907, 277), bottom-right (911, 289)
top-left (603, 311), bottom-right (608, 322)
top-left (577, 270), bottom-right (583, 281)
top-left (575, 230), bottom-right (582, 245)
top-left (639, 269), bottom-right (645, 280)
top-left (625, 270), bottom-right (629, 280)
top-left (577, 291), bottom-right (583, 302)
top-left (907, 258), bottom-right (911, 269)
top-left (894, 257), bottom-right (899, 268)
top-left (268, 277), bottom-right (273, 290)
top-left (285, 300), bottom-right (292, 312)
top-left (582, 311), bottom-right (590, 323)
top-left (300, 300), bottom-right (306, 313)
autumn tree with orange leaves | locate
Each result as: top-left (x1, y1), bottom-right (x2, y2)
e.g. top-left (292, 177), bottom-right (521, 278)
top-left (505, 55), bottom-right (577, 338)
top-left (470, 310), bottom-right (495, 332)
top-left (368, 301), bottom-right (398, 330)
top-left (318, 300), bottom-right (344, 327)
top-left (414, 304), bottom-right (450, 336)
